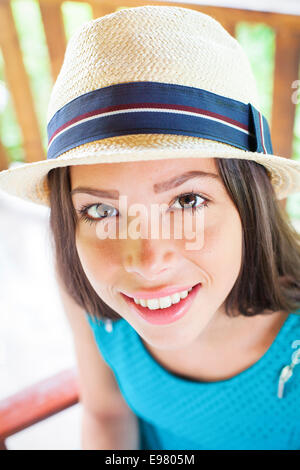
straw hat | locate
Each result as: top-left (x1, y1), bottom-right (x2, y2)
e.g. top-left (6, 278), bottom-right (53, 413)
top-left (0, 5), bottom-right (299, 207)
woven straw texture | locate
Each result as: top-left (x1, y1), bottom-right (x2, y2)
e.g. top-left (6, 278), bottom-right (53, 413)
top-left (47, 5), bottom-right (260, 121)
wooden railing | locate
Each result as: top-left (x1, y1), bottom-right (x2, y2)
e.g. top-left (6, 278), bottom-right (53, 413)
top-left (0, 368), bottom-right (80, 450)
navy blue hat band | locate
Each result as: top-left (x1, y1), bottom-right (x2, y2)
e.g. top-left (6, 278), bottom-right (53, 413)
top-left (47, 81), bottom-right (273, 160)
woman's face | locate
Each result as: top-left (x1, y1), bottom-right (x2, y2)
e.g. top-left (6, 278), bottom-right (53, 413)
top-left (70, 157), bottom-right (243, 351)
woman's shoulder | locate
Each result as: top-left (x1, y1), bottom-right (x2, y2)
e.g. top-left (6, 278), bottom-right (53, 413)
top-left (85, 311), bottom-right (125, 330)
top-left (84, 312), bottom-right (134, 341)
top-left (276, 308), bottom-right (300, 347)
top-left (287, 308), bottom-right (300, 342)
top-left (286, 308), bottom-right (300, 329)
top-left (84, 313), bottom-right (137, 371)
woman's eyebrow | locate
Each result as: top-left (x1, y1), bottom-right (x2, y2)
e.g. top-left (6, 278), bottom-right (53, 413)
top-left (154, 170), bottom-right (220, 193)
top-left (70, 170), bottom-right (220, 199)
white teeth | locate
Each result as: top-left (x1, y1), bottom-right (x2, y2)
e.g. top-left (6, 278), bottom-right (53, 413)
top-left (170, 292), bottom-right (181, 304)
top-left (146, 298), bottom-right (160, 310)
top-left (133, 286), bottom-right (194, 310)
top-left (159, 296), bottom-right (172, 309)
top-left (180, 290), bottom-right (188, 299)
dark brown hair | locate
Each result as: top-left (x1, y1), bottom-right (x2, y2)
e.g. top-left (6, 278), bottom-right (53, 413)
top-left (47, 158), bottom-right (300, 323)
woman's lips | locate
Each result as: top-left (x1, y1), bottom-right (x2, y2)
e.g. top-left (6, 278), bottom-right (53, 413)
top-left (120, 282), bottom-right (202, 326)
top-left (120, 283), bottom-right (199, 300)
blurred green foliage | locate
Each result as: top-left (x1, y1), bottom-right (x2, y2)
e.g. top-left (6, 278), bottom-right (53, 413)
top-left (0, 0), bottom-right (299, 218)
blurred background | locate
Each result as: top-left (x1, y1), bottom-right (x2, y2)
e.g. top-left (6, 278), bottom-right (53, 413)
top-left (0, 0), bottom-right (299, 450)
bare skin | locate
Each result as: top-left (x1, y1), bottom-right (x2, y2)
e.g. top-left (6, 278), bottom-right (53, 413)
top-left (70, 157), bottom-right (289, 382)
top-left (141, 308), bottom-right (289, 382)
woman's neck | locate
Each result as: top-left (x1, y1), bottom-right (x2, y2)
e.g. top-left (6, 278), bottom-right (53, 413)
top-left (142, 309), bottom-right (289, 382)
top-left (196, 308), bottom-right (289, 354)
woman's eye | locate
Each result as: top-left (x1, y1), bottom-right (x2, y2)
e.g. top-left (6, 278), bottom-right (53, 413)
top-left (77, 192), bottom-right (210, 226)
top-left (171, 192), bottom-right (209, 213)
top-left (77, 203), bottom-right (118, 225)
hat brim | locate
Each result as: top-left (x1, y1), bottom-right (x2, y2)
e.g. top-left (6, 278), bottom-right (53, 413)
top-left (0, 136), bottom-right (299, 207)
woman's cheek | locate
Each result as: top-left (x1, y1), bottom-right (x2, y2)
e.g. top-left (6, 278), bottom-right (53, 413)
top-left (195, 208), bottom-right (242, 284)
top-left (213, 213), bottom-right (243, 287)
top-left (75, 233), bottom-right (120, 288)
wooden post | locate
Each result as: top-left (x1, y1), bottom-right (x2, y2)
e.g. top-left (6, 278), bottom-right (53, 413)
top-left (39, 0), bottom-right (67, 82)
top-left (271, 28), bottom-right (300, 211)
top-left (271, 28), bottom-right (300, 159)
top-left (91, 0), bottom-right (118, 19)
top-left (0, 0), bottom-right (45, 163)
top-left (0, 140), bottom-right (9, 171)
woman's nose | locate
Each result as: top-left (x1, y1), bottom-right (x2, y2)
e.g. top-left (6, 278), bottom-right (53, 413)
top-left (122, 237), bottom-right (176, 281)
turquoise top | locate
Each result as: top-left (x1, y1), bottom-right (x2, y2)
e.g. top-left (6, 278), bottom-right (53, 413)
top-left (85, 309), bottom-right (300, 450)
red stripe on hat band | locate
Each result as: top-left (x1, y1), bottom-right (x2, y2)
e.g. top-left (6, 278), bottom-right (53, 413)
top-left (48, 102), bottom-right (249, 147)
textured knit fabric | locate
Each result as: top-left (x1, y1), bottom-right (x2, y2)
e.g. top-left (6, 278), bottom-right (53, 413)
top-left (85, 309), bottom-right (300, 450)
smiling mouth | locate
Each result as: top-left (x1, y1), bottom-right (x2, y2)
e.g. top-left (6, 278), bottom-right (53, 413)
top-left (129, 284), bottom-right (198, 310)
top-left (120, 282), bottom-right (202, 325)
top-left (121, 281), bottom-right (200, 300)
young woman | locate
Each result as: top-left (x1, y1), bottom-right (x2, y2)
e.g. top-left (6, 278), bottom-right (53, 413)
top-left (0, 6), bottom-right (299, 450)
